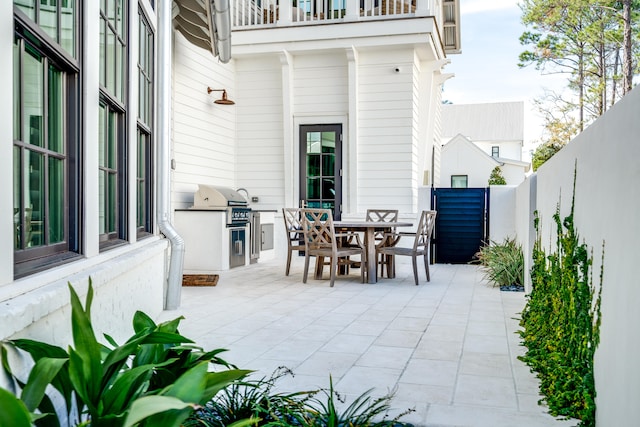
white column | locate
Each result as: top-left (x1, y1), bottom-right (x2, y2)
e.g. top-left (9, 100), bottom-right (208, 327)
top-left (345, 0), bottom-right (359, 20)
top-left (278, 0), bottom-right (293, 25)
top-left (415, 0), bottom-right (430, 17)
top-left (346, 46), bottom-right (359, 214)
top-left (280, 51), bottom-right (296, 206)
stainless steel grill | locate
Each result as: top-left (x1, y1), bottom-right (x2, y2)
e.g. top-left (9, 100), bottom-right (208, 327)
top-left (192, 185), bottom-right (251, 227)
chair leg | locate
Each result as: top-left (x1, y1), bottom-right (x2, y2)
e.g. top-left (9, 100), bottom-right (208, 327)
top-left (424, 253), bottom-right (430, 282)
top-left (285, 249), bottom-right (292, 276)
top-left (411, 256), bottom-right (419, 286)
top-left (303, 254), bottom-right (310, 283)
top-left (330, 257), bottom-right (337, 287)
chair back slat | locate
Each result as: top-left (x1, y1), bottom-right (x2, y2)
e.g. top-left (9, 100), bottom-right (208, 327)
top-left (301, 208), bottom-right (336, 251)
top-left (366, 209), bottom-right (399, 244)
top-left (413, 210), bottom-right (437, 250)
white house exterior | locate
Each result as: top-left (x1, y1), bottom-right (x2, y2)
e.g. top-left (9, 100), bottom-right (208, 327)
top-left (1, 0), bottom-right (459, 392)
top-left (439, 101), bottom-right (530, 186)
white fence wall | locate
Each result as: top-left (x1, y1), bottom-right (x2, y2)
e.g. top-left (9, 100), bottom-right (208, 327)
top-left (514, 87), bottom-right (640, 425)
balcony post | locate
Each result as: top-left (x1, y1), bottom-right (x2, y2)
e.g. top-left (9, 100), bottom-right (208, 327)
top-left (415, 0), bottom-right (430, 16)
top-left (278, 0), bottom-right (293, 25)
top-left (345, 0), bottom-right (359, 20)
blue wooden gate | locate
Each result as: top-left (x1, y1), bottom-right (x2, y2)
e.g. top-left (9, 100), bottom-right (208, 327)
top-left (431, 188), bottom-right (489, 264)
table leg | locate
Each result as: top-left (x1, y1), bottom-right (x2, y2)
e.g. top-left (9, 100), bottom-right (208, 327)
top-left (366, 228), bottom-right (376, 284)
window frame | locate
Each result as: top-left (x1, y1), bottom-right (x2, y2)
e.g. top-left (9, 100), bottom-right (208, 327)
top-left (13, 6), bottom-right (82, 278)
top-left (136, 6), bottom-right (154, 238)
top-left (451, 175), bottom-right (468, 188)
top-left (98, 0), bottom-right (129, 249)
top-left (491, 146), bottom-right (499, 157)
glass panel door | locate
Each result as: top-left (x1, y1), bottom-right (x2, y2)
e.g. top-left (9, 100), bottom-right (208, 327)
top-left (299, 124), bottom-right (342, 220)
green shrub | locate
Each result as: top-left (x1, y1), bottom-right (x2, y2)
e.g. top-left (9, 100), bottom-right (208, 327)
top-left (0, 280), bottom-right (251, 427)
top-left (519, 173), bottom-right (603, 427)
top-left (185, 370), bottom-right (415, 427)
top-left (474, 237), bottom-right (524, 287)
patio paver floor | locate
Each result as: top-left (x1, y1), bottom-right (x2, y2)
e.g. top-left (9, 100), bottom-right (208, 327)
top-left (159, 257), bottom-right (577, 427)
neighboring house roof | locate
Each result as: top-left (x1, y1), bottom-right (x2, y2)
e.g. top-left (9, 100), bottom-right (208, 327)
top-left (442, 134), bottom-right (502, 167)
top-left (496, 156), bottom-right (531, 172)
top-left (441, 101), bottom-right (524, 142)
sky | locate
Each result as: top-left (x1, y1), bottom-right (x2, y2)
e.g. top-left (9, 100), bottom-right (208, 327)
top-left (441, 0), bottom-right (567, 157)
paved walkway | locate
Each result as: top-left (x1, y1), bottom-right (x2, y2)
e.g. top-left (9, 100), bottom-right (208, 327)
top-left (159, 257), bottom-right (577, 427)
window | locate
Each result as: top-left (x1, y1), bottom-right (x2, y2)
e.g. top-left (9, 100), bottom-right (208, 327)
top-left (99, 0), bottom-right (128, 247)
top-left (137, 8), bottom-right (154, 236)
top-left (451, 175), bottom-right (468, 188)
top-left (13, 2), bottom-right (81, 277)
top-left (491, 146), bottom-right (499, 157)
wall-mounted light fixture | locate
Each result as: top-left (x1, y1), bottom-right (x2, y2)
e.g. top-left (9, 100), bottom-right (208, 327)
top-left (207, 87), bottom-right (235, 105)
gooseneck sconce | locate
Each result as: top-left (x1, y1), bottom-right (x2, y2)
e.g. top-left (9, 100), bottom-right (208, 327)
top-left (207, 87), bottom-right (235, 105)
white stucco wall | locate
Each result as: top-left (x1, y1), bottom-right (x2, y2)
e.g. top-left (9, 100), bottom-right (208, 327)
top-left (488, 186), bottom-right (516, 243)
top-left (515, 87), bottom-right (640, 425)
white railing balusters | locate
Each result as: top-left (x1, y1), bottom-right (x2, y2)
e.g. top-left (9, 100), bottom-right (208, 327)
top-left (230, 0), bottom-right (435, 28)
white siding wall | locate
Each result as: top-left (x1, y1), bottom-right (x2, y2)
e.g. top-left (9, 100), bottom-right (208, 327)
top-left (475, 140), bottom-right (522, 161)
top-left (235, 56), bottom-right (284, 209)
top-left (172, 34), bottom-right (237, 209)
top-left (358, 49), bottom-right (415, 214)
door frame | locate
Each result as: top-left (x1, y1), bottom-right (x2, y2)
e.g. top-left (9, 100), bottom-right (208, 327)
top-left (298, 123), bottom-right (343, 219)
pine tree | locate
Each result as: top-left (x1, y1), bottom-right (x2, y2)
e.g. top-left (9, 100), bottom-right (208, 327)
top-left (488, 166), bottom-right (507, 185)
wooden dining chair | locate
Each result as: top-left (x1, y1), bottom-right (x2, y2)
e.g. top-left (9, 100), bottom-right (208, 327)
top-left (300, 208), bottom-right (366, 287)
top-left (282, 207), bottom-right (305, 276)
top-left (377, 210), bottom-right (437, 286)
top-left (366, 209), bottom-right (399, 279)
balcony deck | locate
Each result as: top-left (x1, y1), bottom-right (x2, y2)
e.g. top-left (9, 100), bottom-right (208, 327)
top-left (231, 0), bottom-right (460, 54)
top-left (160, 257), bottom-right (575, 426)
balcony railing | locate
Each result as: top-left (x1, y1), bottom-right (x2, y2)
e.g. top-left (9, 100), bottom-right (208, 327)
top-left (231, 0), bottom-right (442, 27)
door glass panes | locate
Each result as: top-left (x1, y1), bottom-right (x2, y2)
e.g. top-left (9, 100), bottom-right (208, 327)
top-left (307, 177), bottom-right (319, 199)
top-left (49, 157), bottom-right (64, 243)
top-left (307, 132), bottom-right (321, 153)
top-left (303, 126), bottom-right (340, 218)
top-left (48, 65), bottom-right (64, 153)
top-left (24, 47), bottom-right (44, 148)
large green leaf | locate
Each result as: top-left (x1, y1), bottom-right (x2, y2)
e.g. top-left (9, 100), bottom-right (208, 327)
top-left (0, 388), bottom-right (32, 427)
top-left (68, 283), bottom-right (102, 403)
top-left (202, 369), bottom-right (253, 403)
top-left (160, 362), bottom-right (208, 402)
top-left (101, 364), bottom-right (155, 415)
top-left (122, 395), bottom-right (194, 427)
top-left (132, 311), bottom-right (158, 334)
top-left (21, 357), bottom-right (67, 412)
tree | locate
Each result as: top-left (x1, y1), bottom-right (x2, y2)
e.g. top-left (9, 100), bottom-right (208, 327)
top-left (519, 0), bottom-right (640, 130)
top-left (488, 166), bottom-right (507, 185)
top-left (531, 114), bottom-right (580, 171)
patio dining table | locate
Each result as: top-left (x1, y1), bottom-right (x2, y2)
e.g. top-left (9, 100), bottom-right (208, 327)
top-left (334, 220), bottom-right (412, 284)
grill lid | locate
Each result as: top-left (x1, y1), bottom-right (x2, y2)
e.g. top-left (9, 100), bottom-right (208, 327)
top-left (193, 185), bottom-right (248, 208)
